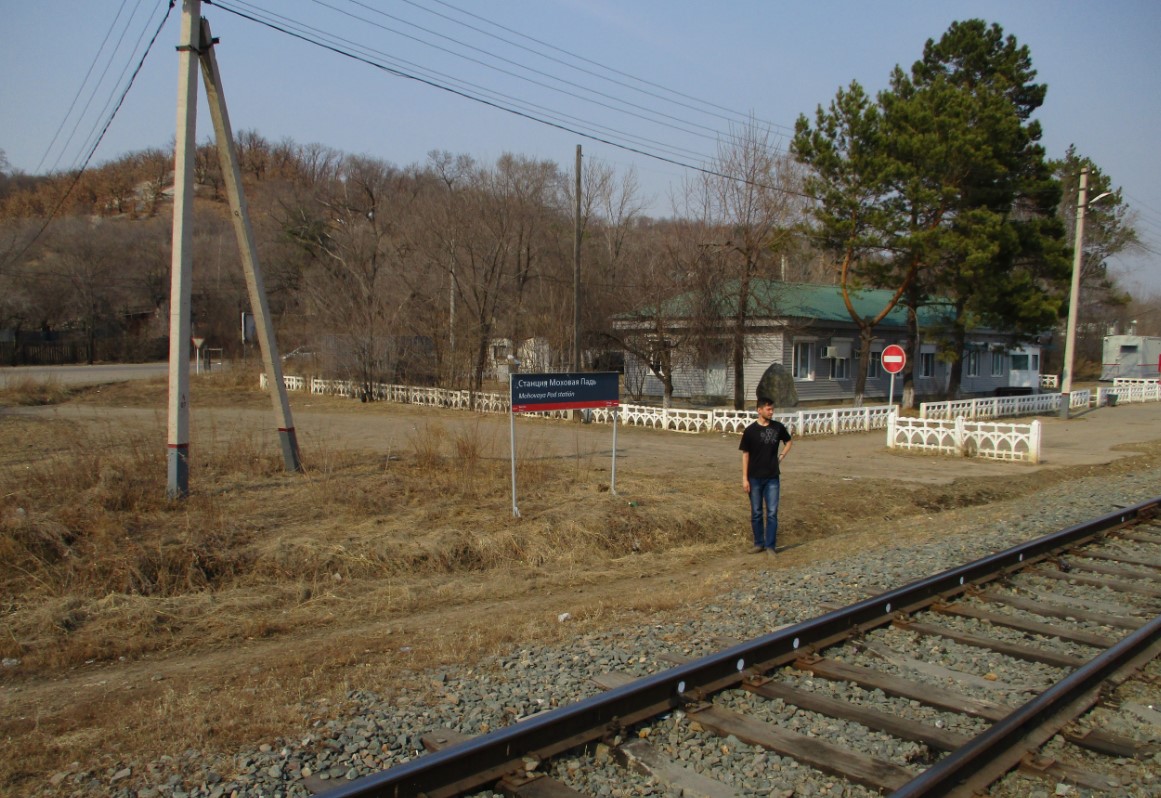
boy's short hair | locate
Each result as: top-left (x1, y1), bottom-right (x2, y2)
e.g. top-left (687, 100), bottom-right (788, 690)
top-left (756, 396), bottom-right (774, 408)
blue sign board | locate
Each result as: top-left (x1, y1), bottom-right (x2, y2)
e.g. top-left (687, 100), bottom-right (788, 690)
top-left (510, 372), bottom-right (620, 413)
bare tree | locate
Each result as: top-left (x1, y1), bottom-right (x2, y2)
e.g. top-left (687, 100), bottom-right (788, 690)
top-left (678, 120), bottom-right (805, 408)
top-left (423, 153), bottom-right (565, 395)
top-left (563, 158), bottom-right (648, 365)
top-left (287, 154), bottom-right (420, 396)
top-left (43, 218), bottom-right (128, 362)
top-left (417, 150), bottom-right (478, 386)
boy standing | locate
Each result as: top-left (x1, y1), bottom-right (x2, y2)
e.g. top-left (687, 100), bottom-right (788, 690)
top-left (739, 397), bottom-right (793, 554)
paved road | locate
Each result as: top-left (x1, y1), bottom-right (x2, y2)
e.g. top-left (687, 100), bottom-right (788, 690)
top-left (0, 362), bottom-right (170, 387)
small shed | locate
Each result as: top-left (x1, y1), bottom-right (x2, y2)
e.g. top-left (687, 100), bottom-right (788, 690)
top-left (1100, 335), bottom-right (1161, 380)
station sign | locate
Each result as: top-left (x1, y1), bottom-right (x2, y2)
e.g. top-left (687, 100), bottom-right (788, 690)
top-left (510, 372), bottom-right (620, 413)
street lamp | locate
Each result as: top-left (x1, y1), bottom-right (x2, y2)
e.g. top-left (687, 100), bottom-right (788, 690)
top-left (1059, 166), bottom-right (1111, 417)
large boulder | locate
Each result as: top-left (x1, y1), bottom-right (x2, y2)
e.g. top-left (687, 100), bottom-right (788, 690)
top-left (755, 362), bottom-right (798, 408)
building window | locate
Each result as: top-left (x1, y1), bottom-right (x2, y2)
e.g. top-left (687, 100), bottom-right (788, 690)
top-left (1032, 353), bottom-right (1040, 370)
top-left (1011, 353), bottom-right (1029, 371)
top-left (869, 350), bottom-right (881, 378)
top-left (793, 341), bottom-right (812, 379)
top-left (991, 351), bottom-right (1005, 377)
top-left (965, 350), bottom-right (980, 378)
top-left (920, 352), bottom-right (935, 378)
top-left (830, 356), bottom-right (850, 379)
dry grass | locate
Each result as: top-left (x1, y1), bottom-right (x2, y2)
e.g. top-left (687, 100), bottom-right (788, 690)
top-left (0, 379), bottom-right (736, 675)
top-left (0, 375), bottom-right (75, 406)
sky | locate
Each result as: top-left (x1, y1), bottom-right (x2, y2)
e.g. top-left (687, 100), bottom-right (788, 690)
top-left (3, 0), bottom-right (1160, 294)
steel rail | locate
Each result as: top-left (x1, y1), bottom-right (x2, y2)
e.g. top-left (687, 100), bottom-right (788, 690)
top-left (889, 611), bottom-right (1161, 797)
top-left (319, 496), bottom-right (1159, 798)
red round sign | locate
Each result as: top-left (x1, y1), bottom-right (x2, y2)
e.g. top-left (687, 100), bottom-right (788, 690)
top-left (881, 344), bottom-right (906, 374)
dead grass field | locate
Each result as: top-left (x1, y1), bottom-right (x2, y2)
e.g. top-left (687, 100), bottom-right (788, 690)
top-left (2, 371), bottom-right (1159, 794)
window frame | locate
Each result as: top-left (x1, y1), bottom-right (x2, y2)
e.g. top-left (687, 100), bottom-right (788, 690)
top-left (793, 341), bottom-right (814, 380)
top-left (829, 355), bottom-right (850, 380)
top-left (965, 350), bottom-right (980, 378)
top-left (919, 351), bottom-right (935, 379)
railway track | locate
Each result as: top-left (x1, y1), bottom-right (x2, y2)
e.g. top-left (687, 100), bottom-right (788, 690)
top-left (320, 497), bottom-right (1161, 797)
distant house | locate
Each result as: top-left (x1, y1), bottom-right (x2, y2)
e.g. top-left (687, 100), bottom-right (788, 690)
top-left (614, 280), bottom-right (1043, 405)
top-left (487, 337), bottom-right (555, 381)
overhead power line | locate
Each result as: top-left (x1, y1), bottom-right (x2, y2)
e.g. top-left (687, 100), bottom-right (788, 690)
top-left (310, 0), bottom-right (766, 149)
top-left (214, 0), bottom-right (715, 164)
top-left (405, 0), bottom-right (795, 136)
top-left (73, 1), bottom-right (175, 172)
top-left (36, 0), bottom-right (136, 174)
top-left (1, 1), bottom-right (177, 276)
top-left (210, 1), bottom-right (812, 200)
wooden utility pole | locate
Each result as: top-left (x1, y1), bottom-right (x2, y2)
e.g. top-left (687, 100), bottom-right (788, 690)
top-left (166, 0), bottom-right (201, 498)
top-left (573, 144), bottom-right (582, 371)
top-left (199, 18), bottom-right (300, 470)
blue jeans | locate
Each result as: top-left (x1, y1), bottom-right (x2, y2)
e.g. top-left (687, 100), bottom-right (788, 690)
top-left (749, 477), bottom-right (781, 549)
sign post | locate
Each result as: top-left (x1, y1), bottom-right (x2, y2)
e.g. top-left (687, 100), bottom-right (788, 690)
top-left (509, 372), bottom-right (620, 517)
top-left (881, 344), bottom-right (906, 406)
top-left (192, 337), bottom-right (206, 374)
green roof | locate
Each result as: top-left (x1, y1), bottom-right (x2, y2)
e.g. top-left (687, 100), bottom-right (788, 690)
top-left (622, 280), bottom-right (955, 330)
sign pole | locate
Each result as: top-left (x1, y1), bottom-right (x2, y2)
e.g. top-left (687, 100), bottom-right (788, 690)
top-left (509, 371), bottom-right (620, 513)
top-left (610, 408), bottom-right (618, 495)
top-left (881, 344), bottom-right (907, 407)
top-left (192, 337), bottom-right (205, 375)
top-left (509, 372), bottom-right (520, 518)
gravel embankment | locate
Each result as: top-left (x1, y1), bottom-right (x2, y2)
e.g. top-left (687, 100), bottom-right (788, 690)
top-left (44, 465), bottom-right (1161, 798)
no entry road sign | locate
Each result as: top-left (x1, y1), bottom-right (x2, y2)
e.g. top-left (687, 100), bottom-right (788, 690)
top-left (882, 344), bottom-right (906, 374)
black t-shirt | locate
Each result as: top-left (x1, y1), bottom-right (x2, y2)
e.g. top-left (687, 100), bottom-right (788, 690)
top-left (739, 420), bottom-right (792, 479)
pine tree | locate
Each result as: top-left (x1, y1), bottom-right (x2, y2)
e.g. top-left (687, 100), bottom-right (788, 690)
top-left (891, 19), bottom-right (1068, 397)
top-left (795, 19), bottom-right (1070, 401)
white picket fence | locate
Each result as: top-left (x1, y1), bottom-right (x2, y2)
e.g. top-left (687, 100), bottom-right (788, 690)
top-left (262, 374), bottom-right (895, 438)
top-left (888, 415), bottom-right (1042, 463)
top-left (1109, 378), bottom-right (1161, 403)
top-left (262, 374), bottom-right (1156, 458)
top-left (919, 391), bottom-right (1085, 420)
top-left (592, 403), bottom-right (895, 437)
top-left (919, 378), bottom-right (1161, 420)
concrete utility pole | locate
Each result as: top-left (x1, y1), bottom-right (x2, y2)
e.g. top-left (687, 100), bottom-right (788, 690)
top-left (573, 144), bottom-right (582, 372)
top-left (1059, 167), bottom-right (1088, 418)
top-left (198, 18), bottom-right (300, 471)
top-left (1059, 166), bottom-right (1112, 418)
top-left (166, 0), bottom-right (201, 498)
top-left (166, 2), bottom-right (301, 498)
